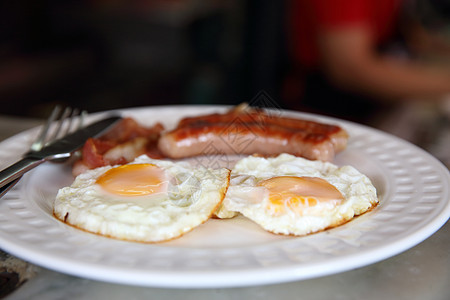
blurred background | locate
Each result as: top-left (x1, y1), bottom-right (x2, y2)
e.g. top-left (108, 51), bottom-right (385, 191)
top-left (0, 0), bottom-right (448, 122)
top-left (0, 0), bottom-right (289, 118)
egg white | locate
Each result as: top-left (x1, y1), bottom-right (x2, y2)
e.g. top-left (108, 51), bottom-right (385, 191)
top-left (218, 153), bottom-right (378, 236)
top-left (54, 155), bottom-right (231, 243)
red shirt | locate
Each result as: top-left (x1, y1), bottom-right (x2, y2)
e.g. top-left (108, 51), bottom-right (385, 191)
top-left (289, 0), bottom-right (403, 68)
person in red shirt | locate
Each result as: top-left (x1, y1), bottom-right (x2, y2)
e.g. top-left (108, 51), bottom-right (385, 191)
top-left (286, 0), bottom-right (450, 123)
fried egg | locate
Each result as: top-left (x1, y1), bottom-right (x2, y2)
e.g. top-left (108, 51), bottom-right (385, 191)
top-left (218, 153), bottom-right (378, 236)
top-left (54, 155), bottom-right (231, 243)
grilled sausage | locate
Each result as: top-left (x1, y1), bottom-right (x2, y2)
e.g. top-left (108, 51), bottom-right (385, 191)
top-left (158, 108), bottom-right (348, 161)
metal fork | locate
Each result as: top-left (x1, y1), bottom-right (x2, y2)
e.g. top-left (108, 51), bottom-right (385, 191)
top-left (0, 106), bottom-right (85, 198)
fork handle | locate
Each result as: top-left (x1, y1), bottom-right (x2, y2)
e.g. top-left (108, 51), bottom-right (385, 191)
top-left (0, 157), bottom-right (45, 188)
top-left (0, 178), bottom-right (20, 199)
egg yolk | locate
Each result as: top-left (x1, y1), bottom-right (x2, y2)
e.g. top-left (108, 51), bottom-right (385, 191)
top-left (257, 176), bottom-right (344, 215)
top-left (96, 163), bottom-right (168, 196)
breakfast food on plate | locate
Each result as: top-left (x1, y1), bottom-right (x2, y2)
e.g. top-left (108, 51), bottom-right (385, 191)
top-left (216, 154), bottom-right (378, 236)
top-left (72, 117), bottom-right (165, 176)
top-left (72, 105), bottom-right (348, 177)
top-left (54, 155), bottom-right (231, 243)
top-left (158, 105), bottom-right (348, 161)
top-left (56, 106), bottom-right (375, 242)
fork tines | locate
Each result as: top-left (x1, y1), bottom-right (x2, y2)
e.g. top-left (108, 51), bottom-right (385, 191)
top-left (32, 106), bottom-right (87, 151)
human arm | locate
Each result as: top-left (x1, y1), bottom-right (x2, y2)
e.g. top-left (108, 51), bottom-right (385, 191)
top-left (318, 26), bottom-right (450, 101)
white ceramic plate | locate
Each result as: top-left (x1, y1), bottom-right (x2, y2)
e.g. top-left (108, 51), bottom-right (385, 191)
top-left (0, 106), bottom-right (449, 288)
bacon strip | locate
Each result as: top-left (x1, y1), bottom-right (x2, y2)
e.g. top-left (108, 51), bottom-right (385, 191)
top-left (72, 117), bottom-right (165, 176)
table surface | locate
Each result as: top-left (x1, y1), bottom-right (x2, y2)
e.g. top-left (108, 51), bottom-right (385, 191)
top-left (1, 103), bottom-right (449, 300)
